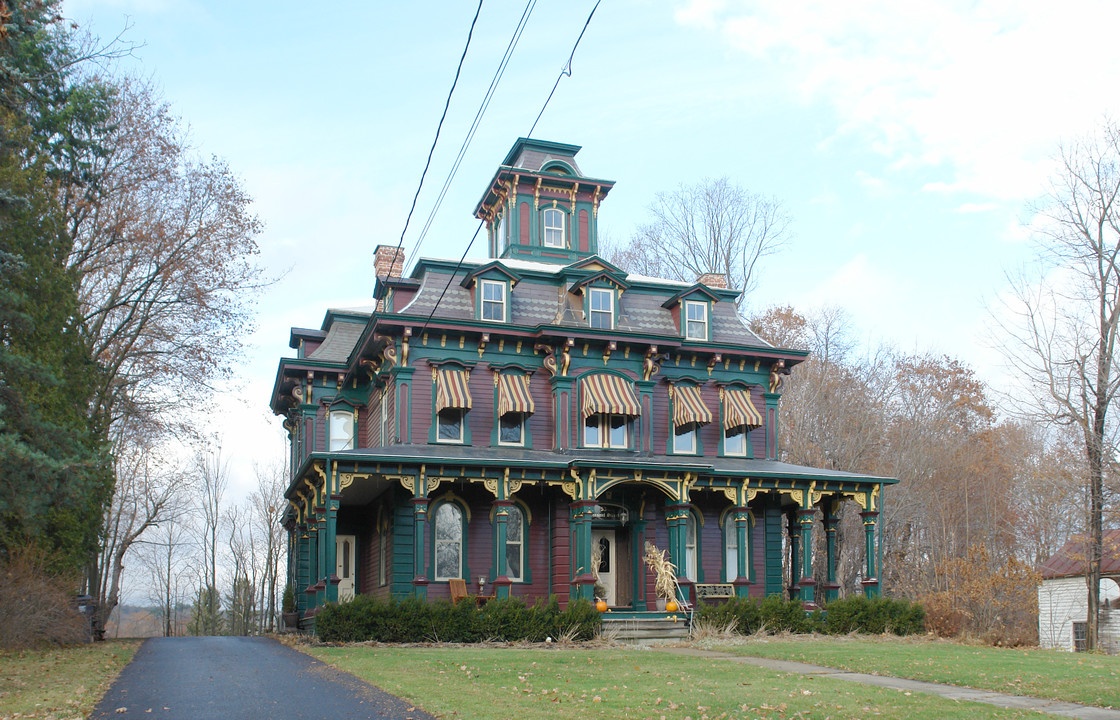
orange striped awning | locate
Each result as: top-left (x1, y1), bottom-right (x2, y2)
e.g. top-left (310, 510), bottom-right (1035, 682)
top-left (723, 387), bottom-right (762, 430)
top-left (581, 374), bottom-right (641, 418)
top-left (672, 384), bottom-right (712, 427)
top-left (498, 373), bottom-right (534, 416)
top-left (435, 369), bottom-right (472, 412)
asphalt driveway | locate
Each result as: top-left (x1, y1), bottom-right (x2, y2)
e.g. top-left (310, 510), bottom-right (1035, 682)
top-left (89, 636), bottom-right (435, 720)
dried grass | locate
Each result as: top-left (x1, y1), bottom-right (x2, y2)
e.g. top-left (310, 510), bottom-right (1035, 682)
top-left (0, 546), bottom-right (88, 649)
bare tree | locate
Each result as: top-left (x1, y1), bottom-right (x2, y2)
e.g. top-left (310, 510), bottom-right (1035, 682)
top-left (142, 515), bottom-right (195, 637)
top-left (197, 445), bottom-right (228, 630)
top-left (607, 177), bottom-right (789, 307)
top-left (998, 119), bottom-right (1120, 650)
top-left (248, 462), bottom-right (287, 632)
top-left (90, 431), bottom-right (184, 639)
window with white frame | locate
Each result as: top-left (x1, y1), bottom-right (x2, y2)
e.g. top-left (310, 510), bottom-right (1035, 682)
top-left (724, 513), bottom-right (738, 581)
top-left (498, 213), bottom-right (508, 253)
top-left (685, 512), bottom-right (698, 582)
top-left (724, 426), bottom-right (748, 456)
top-left (437, 408), bottom-right (463, 442)
top-left (504, 505), bottom-right (524, 580)
top-left (434, 502), bottom-right (464, 581)
top-left (542, 208), bottom-right (565, 248)
top-left (329, 409), bottom-right (354, 451)
top-left (584, 414), bottom-right (628, 449)
top-left (480, 279), bottom-right (506, 322)
top-left (588, 287), bottom-right (613, 329)
top-left (673, 423), bottom-right (697, 453)
top-left (685, 300), bottom-right (708, 340)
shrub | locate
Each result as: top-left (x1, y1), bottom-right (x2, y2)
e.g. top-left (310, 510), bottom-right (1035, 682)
top-left (315, 594), bottom-right (597, 643)
top-left (822, 595), bottom-right (925, 635)
top-left (0, 546), bottom-right (88, 648)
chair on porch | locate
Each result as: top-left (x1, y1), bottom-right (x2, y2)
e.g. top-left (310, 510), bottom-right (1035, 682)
top-left (449, 578), bottom-right (469, 604)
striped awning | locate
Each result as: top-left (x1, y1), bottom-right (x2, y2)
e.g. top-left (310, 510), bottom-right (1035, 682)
top-left (723, 387), bottom-right (763, 430)
top-left (581, 374), bottom-right (641, 418)
top-left (672, 384), bottom-right (712, 427)
top-left (435, 369), bottom-right (472, 412)
top-left (498, 373), bottom-right (534, 416)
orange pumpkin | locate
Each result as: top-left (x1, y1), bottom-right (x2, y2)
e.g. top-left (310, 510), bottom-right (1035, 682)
top-left (665, 600), bottom-right (678, 613)
top-left (595, 600), bottom-right (608, 612)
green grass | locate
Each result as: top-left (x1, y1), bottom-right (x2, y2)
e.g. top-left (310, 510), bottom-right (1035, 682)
top-left (0, 640), bottom-right (138, 719)
top-left (306, 644), bottom-right (1055, 719)
top-left (714, 635), bottom-right (1120, 709)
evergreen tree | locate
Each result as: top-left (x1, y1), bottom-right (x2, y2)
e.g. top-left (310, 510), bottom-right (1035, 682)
top-left (186, 584), bottom-right (223, 636)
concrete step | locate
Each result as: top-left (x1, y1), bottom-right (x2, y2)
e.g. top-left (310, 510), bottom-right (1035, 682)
top-left (601, 613), bottom-right (691, 642)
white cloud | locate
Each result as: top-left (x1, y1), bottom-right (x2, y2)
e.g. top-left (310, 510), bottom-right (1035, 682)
top-left (954, 202), bottom-right (1000, 214)
top-left (675, 0), bottom-right (1120, 202)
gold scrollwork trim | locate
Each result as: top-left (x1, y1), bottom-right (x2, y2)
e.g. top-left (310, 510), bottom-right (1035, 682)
top-left (339, 473), bottom-right (372, 492)
top-left (720, 487), bottom-right (737, 504)
top-left (482, 477), bottom-right (500, 498)
top-left (782, 489), bottom-right (804, 507)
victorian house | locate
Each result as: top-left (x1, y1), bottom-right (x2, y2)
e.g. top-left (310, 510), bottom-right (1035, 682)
top-left (269, 138), bottom-right (893, 627)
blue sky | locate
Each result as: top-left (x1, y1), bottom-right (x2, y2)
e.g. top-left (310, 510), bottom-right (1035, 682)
top-left (65, 0), bottom-right (1120, 497)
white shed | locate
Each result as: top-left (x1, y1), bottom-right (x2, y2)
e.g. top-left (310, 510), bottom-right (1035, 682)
top-left (1037, 530), bottom-right (1120, 654)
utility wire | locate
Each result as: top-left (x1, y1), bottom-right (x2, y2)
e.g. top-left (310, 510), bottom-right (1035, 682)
top-left (418, 0), bottom-right (605, 337)
top-left (384, 0), bottom-right (484, 280)
top-left (527, 0), bottom-right (602, 138)
top-left (407, 0), bottom-right (538, 268)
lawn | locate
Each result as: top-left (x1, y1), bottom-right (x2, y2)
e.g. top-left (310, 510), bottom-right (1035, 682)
top-left (714, 635), bottom-right (1120, 709)
top-left (307, 644), bottom-right (1055, 719)
top-left (0, 640), bottom-right (138, 719)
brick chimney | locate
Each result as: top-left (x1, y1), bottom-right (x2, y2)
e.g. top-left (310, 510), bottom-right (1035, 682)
top-left (375, 244), bottom-right (406, 280)
top-left (697, 272), bottom-right (728, 289)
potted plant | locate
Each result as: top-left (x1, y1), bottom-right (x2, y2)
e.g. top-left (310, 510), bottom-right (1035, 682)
top-left (281, 584), bottom-right (299, 629)
top-left (643, 542), bottom-right (678, 611)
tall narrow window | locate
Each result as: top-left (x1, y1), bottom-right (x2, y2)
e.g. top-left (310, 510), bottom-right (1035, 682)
top-left (497, 373), bottom-right (533, 447)
top-left (722, 386), bottom-right (762, 457)
top-left (723, 514), bottom-right (738, 581)
top-left (542, 208), bottom-right (565, 248)
top-left (434, 503), bottom-right (463, 581)
top-left (685, 300), bottom-right (708, 340)
top-left (505, 505), bottom-right (524, 581)
top-left (481, 280), bottom-right (506, 322)
top-left (435, 368), bottom-right (472, 444)
top-left (674, 424), bottom-right (697, 453)
top-left (588, 287), bottom-right (613, 329)
top-left (329, 410), bottom-right (354, 451)
top-left (685, 512), bottom-right (698, 582)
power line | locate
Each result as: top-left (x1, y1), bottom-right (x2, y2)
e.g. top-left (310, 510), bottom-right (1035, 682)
top-left (407, 0), bottom-right (539, 268)
top-left (385, 0), bottom-right (485, 280)
top-left (527, 0), bottom-right (602, 138)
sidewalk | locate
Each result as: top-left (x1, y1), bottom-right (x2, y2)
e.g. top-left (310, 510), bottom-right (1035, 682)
top-left (662, 648), bottom-right (1120, 720)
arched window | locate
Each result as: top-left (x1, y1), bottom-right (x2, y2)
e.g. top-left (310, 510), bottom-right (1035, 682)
top-left (505, 505), bottom-right (524, 581)
top-left (723, 513), bottom-right (737, 581)
top-left (329, 409), bottom-right (354, 451)
top-left (685, 512), bottom-right (698, 582)
top-left (542, 208), bottom-right (565, 248)
top-left (434, 502), bottom-right (464, 581)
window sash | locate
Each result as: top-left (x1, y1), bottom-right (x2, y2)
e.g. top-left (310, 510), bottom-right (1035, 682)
top-left (674, 423), bottom-right (697, 453)
top-left (685, 514), bottom-right (698, 582)
top-left (584, 413), bottom-right (628, 448)
top-left (724, 426), bottom-right (747, 456)
top-left (434, 504), bottom-right (463, 581)
top-left (329, 410), bottom-right (354, 451)
top-left (685, 301), bottom-right (708, 340)
top-left (499, 413), bottom-right (524, 445)
top-left (505, 506), bottom-right (523, 580)
top-left (724, 515), bottom-right (738, 581)
top-left (543, 208), bottom-right (565, 247)
top-left (481, 280), bottom-right (505, 321)
top-left (589, 288), bottom-right (613, 329)
top-left (437, 408), bottom-right (463, 442)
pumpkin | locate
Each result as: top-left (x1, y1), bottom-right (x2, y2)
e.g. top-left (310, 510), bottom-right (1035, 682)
top-left (595, 599), bottom-right (608, 612)
top-left (665, 600), bottom-right (678, 613)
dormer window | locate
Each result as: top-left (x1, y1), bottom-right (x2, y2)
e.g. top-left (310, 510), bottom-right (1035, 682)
top-left (588, 287), bottom-right (613, 329)
top-left (329, 409), bottom-right (355, 451)
top-left (685, 300), bottom-right (708, 340)
top-left (481, 279), bottom-right (506, 322)
top-left (543, 208), bottom-right (565, 248)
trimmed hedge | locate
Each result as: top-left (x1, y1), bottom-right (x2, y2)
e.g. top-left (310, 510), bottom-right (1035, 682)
top-left (695, 595), bottom-right (924, 636)
top-left (316, 595), bottom-right (601, 643)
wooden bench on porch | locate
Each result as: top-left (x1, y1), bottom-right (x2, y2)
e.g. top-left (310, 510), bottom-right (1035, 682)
top-left (694, 583), bottom-right (735, 601)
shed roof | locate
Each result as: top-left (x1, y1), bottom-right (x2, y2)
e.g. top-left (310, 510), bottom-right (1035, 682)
top-left (1039, 529), bottom-right (1120, 579)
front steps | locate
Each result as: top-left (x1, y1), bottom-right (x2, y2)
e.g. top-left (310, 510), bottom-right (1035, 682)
top-left (600, 610), bottom-right (691, 643)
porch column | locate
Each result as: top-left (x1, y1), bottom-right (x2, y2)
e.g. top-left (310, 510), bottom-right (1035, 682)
top-left (315, 513), bottom-right (327, 608)
top-left (492, 499), bottom-right (513, 599)
top-left (631, 515), bottom-right (649, 610)
top-left (797, 507), bottom-right (816, 606)
top-left (861, 509), bottom-right (880, 598)
top-left (570, 500), bottom-right (596, 601)
top-left (550, 377), bottom-right (574, 450)
top-left (324, 485), bottom-right (339, 604)
top-left (786, 510), bottom-right (801, 601)
top-left (306, 521), bottom-right (320, 610)
top-left (411, 497), bottom-right (430, 599)
top-left (823, 500), bottom-right (840, 602)
top-left (297, 524), bottom-right (310, 615)
top-left (666, 502), bottom-right (691, 605)
top-left (733, 506), bottom-right (751, 598)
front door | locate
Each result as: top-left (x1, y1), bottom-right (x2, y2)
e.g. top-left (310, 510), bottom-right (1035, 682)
top-left (336, 534), bottom-right (356, 601)
top-left (591, 529), bottom-right (616, 605)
